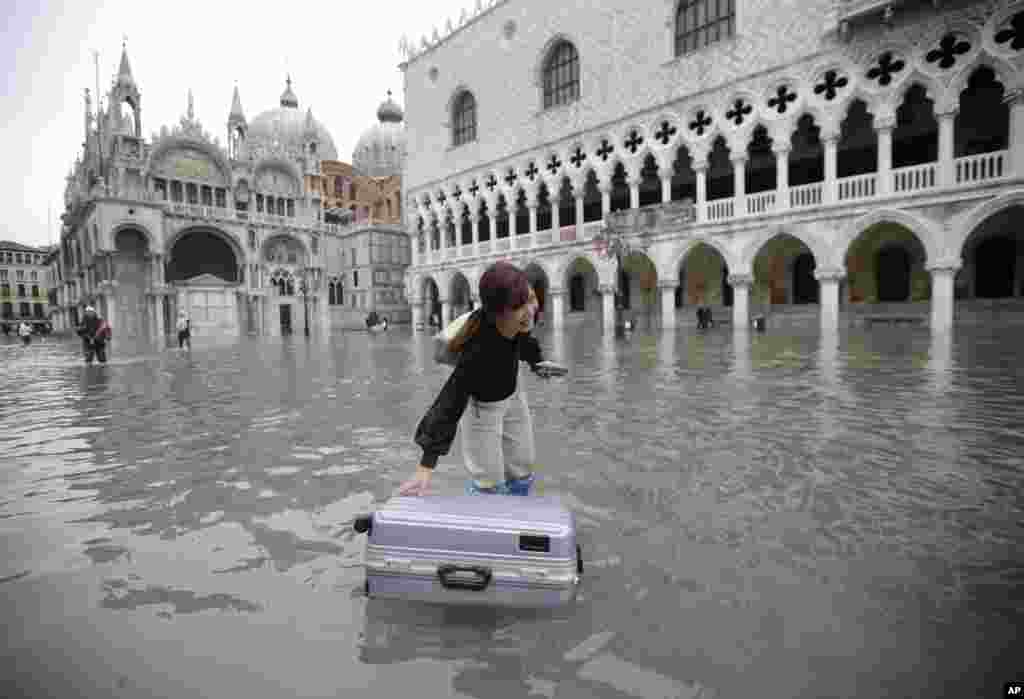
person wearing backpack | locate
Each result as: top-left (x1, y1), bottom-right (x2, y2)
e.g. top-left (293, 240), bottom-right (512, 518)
top-left (399, 263), bottom-right (560, 497)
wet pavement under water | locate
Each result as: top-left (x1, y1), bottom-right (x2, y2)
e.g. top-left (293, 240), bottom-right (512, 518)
top-left (0, 324), bottom-right (1020, 699)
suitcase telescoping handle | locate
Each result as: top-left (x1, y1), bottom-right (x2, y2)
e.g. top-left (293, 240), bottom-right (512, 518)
top-left (437, 564), bottom-right (493, 591)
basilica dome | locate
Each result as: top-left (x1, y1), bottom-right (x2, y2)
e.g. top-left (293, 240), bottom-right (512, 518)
top-left (352, 91), bottom-right (405, 177)
top-left (246, 77), bottom-right (338, 160)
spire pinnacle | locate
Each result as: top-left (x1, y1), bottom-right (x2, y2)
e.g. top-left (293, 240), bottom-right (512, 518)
top-left (117, 41), bottom-right (133, 85)
top-left (229, 83), bottom-right (245, 121)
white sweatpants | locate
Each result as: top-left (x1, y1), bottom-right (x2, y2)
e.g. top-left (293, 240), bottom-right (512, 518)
top-left (461, 384), bottom-right (536, 489)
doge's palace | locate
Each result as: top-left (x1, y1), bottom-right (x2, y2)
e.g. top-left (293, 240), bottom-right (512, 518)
top-left (400, 0), bottom-right (1024, 334)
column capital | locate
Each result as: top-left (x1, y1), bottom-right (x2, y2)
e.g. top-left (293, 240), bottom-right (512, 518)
top-left (598, 283), bottom-right (616, 295)
top-left (874, 115), bottom-right (896, 132)
top-left (926, 258), bottom-right (962, 274)
top-left (727, 273), bottom-right (754, 288)
top-left (657, 280), bottom-right (677, 291)
top-left (813, 266), bottom-right (846, 282)
top-left (1001, 87), bottom-right (1024, 106)
top-left (729, 153), bottom-right (749, 166)
top-left (771, 141), bottom-right (792, 156)
top-left (547, 287), bottom-right (566, 298)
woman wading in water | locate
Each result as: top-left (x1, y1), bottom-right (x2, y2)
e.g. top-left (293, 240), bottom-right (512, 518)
top-left (399, 262), bottom-right (550, 497)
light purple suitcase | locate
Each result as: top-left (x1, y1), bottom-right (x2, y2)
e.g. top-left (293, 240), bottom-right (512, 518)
top-left (353, 495), bottom-right (582, 608)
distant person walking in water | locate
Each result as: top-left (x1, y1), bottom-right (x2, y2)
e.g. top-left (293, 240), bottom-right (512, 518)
top-left (176, 310), bottom-right (192, 350)
top-left (18, 321), bottom-right (32, 345)
top-left (77, 306), bottom-right (111, 364)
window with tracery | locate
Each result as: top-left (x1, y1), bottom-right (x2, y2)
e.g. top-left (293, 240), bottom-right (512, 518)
top-left (452, 91), bottom-right (477, 146)
top-left (543, 41), bottom-right (580, 109)
top-left (675, 0), bottom-right (734, 56)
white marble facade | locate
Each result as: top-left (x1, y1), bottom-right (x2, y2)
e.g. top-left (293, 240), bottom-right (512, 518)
top-left (401, 0), bottom-right (1024, 333)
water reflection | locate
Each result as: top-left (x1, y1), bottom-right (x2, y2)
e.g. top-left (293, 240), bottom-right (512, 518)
top-left (0, 327), bottom-right (1021, 699)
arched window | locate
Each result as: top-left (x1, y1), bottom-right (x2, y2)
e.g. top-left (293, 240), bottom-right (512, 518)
top-left (675, 0), bottom-right (734, 56)
top-left (452, 90), bottom-right (477, 146)
top-left (542, 41), bottom-right (580, 109)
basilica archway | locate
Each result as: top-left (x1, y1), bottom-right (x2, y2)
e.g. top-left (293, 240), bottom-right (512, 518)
top-left (166, 228), bottom-right (241, 283)
top-left (619, 250), bottom-right (658, 329)
top-left (166, 227), bottom-right (243, 337)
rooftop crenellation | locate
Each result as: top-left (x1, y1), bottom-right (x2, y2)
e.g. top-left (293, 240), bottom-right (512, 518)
top-left (398, 0), bottom-right (509, 65)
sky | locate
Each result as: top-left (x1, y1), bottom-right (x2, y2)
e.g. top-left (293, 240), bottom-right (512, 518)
top-left (1, 0), bottom-right (474, 248)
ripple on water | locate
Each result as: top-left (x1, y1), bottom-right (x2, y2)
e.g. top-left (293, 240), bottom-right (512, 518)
top-left (0, 328), bottom-right (1021, 698)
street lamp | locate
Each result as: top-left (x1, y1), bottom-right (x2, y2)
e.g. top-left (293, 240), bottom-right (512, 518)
top-left (299, 268), bottom-right (311, 337)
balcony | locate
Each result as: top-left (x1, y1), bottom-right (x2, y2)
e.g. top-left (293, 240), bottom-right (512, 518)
top-left (413, 149), bottom-right (1013, 269)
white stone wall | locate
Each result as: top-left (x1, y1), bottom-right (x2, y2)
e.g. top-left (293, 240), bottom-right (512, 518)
top-left (402, 0), bottom-right (1012, 193)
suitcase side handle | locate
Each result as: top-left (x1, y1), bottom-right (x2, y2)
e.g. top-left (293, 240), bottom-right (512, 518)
top-left (437, 564), bottom-right (493, 591)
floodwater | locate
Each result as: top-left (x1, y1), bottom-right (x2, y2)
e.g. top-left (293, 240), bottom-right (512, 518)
top-left (0, 324), bottom-right (1020, 699)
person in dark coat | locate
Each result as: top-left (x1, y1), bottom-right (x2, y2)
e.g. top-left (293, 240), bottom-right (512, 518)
top-left (77, 306), bottom-right (110, 364)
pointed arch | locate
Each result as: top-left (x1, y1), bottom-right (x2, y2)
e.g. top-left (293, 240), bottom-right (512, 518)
top-left (739, 226), bottom-right (829, 270)
top-left (943, 49), bottom-right (1018, 111)
top-left (835, 208), bottom-right (943, 268)
top-left (949, 189), bottom-right (1024, 262)
top-left (553, 251), bottom-right (609, 289)
top-left (662, 236), bottom-right (738, 280)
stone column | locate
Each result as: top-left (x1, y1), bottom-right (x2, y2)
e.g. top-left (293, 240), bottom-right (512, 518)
top-left (728, 273), bottom-right (753, 330)
top-left (659, 281), bottom-right (677, 329)
top-left (876, 118), bottom-right (894, 196)
top-left (507, 197), bottom-right (517, 238)
top-left (731, 155), bottom-right (747, 215)
top-left (823, 132), bottom-right (839, 204)
top-left (1004, 88), bottom-right (1024, 178)
top-left (436, 214), bottom-right (446, 257)
top-left (773, 143), bottom-right (790, 212)
top-left (575, 195), bottom-right (584, 229)
top-left (440, 296), bottom-right (452, 328)
top-left (411, 295), bottom-right (424, 330)
top-left (599, 182), bottom-right (611, 219)
top-left (104, 293), bottom-right (117, 336)
top-left (409, 224), bottom-right (420, 268)
top-left (600, 283), bottom-right (616, 332)
top-left (937, 109), bottom-right (956, 188)
top-left (627, 171), bottom-right (641, 210)
top-left (155, 294), bottom-right (166, 340)
top-left (814, 266), bottom-right (844, 333)
top-left (549, 288), bottom-right (566, 329)
top-left (528, 204), bottom-right (538, 238)
top-left (694, 161), bottom-right (708, 223)
top-left (470, 212), bottom-right (480, 254)
top-left (660, 175), bottom-right (672, 203)
top-left (928, 260), bottom-right (960, 334)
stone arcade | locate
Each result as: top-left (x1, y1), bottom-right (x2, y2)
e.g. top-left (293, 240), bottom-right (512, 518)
top-left (401, 0), bottom-right (1024, 335)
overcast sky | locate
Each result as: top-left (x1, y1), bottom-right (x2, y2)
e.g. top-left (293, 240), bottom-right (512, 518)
top-left (2, 0), bottom-right (473, 248)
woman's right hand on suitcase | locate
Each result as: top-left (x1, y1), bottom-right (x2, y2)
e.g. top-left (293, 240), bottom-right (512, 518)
top-left (397, 465), bottom-right (433, 496)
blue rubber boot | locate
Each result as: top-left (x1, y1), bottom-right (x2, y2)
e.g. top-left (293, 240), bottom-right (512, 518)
top-left (504, 473), bottom-right (535, 496)
top-left (465, 480), bottom-right (509, 495)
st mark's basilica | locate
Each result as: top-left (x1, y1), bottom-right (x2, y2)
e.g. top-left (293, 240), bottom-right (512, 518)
top-left (54, 45), bottom-right (409, 340)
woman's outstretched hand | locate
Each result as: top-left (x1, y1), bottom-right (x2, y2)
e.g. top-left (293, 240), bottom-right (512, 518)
top-left (397, 465), bottom-right (434, 496)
